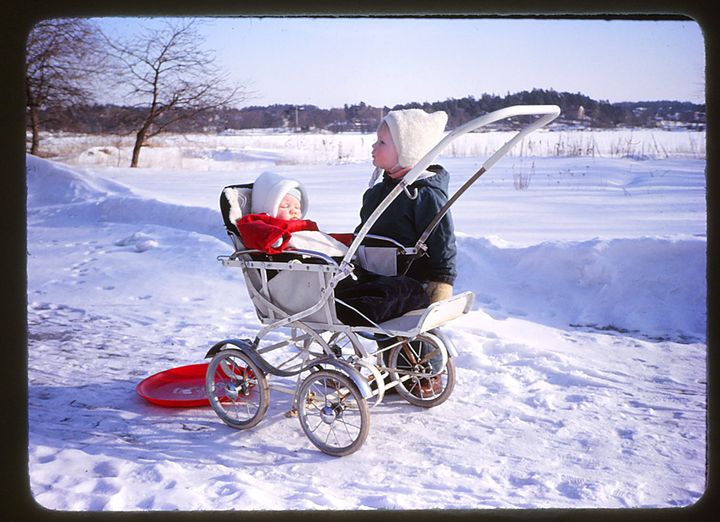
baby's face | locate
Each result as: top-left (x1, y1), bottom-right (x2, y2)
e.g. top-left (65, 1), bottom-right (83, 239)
top-left (372, 124), bottom-right (399, 171)
top-left (276, 193), bottom-right (302, 220)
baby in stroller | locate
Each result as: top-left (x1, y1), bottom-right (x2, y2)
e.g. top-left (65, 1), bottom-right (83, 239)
top-left (233, 170), bottom-right (349, 257)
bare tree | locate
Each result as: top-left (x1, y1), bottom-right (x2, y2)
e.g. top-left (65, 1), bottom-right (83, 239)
top-left (104, 19), bottom-right (247, 167)
top-left (25, 18), bottom-right (107, 155)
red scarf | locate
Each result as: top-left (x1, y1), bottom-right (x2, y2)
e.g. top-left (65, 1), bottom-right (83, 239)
top-left (236, 213), bottom-right (319, 254)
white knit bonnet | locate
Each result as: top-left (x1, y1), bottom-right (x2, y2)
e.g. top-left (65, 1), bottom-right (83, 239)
top-left (384, 108), bottom-right (448, 168)
top-left (250, 171), bottom-right (309, 218)
top-left (369, 108), bottom-right (448, 186)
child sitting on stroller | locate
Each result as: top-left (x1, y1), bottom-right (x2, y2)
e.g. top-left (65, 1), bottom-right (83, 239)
top-left (360, 108), bottom-right (456, 303)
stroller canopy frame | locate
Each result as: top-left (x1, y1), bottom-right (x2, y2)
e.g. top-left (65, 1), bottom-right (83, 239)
top-left (340, 104), bottom-right (561, 280)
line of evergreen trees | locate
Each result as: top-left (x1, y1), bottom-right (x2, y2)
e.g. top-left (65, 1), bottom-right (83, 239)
top-left (40, 89), bottom-right (705, 135)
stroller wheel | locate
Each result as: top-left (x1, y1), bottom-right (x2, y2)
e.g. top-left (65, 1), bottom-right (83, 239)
top-left (388, 333), bottom-right (456, 408)
top-left (297, 370), bottom-right (370, 456)
top-left (206, 348), bottom-right (269, 430)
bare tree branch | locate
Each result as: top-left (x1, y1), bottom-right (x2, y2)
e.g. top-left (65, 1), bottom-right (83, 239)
top-left (101, 19), bottom-right (247, 167)
top-left (25, 18), bottom-right (109, 154)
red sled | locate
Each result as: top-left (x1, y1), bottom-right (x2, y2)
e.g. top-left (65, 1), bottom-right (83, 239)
top-left (136, 363), bottom-right (210, 408)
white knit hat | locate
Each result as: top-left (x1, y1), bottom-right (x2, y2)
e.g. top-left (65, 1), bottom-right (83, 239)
top-left (251, 171), bottom-right (309, 218)
top-left (382, 109), bottom-right (448, 168)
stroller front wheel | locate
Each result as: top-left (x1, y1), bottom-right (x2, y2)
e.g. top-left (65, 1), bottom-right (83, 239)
top-left (297, 369), bottom-right (370, 456)
top-left (206, 348), bottom-right (269, 430)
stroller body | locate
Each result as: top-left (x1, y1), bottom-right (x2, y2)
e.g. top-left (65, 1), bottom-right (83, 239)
top-left (205, 105), bottom-right (560, 456)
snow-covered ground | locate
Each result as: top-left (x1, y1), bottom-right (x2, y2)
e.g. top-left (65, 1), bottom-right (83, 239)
top-left (26, 130), bottom-right (707, 511)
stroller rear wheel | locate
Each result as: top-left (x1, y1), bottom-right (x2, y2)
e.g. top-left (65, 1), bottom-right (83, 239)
top-left (388, 332), bottom-right (456, 408)
top-left (206, 348), bottom-right (269, 429)
top-left (297, 369), bottom-right (370, 456)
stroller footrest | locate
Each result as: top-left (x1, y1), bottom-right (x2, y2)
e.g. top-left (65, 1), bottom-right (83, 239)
top-left (375, 291), bottom-right (474, 337)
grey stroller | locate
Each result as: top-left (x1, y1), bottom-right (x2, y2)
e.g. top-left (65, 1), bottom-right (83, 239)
top-left (204, 105), bottom-right (560, 456)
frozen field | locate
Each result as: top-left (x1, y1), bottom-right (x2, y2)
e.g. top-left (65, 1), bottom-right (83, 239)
top-left (25, 128), bottom-right (707, 512)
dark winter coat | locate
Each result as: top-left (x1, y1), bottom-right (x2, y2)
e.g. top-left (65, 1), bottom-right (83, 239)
top-left (355, 165), bottom-right (457, 285)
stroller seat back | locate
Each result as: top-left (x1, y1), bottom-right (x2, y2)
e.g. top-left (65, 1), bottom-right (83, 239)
top-left (220, 184), bottom-right (252, 251)
top-left (220, 184), bottom-right (341, 326)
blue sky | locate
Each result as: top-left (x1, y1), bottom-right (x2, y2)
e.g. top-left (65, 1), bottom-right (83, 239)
top-left (95, 17), bottom-right (706, 109)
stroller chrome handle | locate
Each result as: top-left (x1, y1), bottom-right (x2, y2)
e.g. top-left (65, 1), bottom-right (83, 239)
top-left (404, 104), bottom-right (561, 185)
top-left (341, 104), bottom-right (561, 266)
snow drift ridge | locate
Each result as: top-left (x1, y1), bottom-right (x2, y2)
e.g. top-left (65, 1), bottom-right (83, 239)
top-left (26, 155), bottom-right (225, 242)
top-left (26, 154), bottom-right (706, 341)
top-left (456, 236), bottom-right (705, 341)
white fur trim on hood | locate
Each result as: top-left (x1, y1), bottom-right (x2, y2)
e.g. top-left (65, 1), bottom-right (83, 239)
top-left (250, 171), bottom-right (309, 218)
top-left (223, 186), bottom-right (251, 223)
top-left (382, 109), bottom-right (448, 168)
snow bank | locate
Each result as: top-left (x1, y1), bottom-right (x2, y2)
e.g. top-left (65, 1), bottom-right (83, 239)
top-left (26, 154), bottom-right (132, 206)
top-left (27, 154), bottom-right (706, 340)
top-left (27, 155), bottom-right (225, 242)
top-left (456, 236), bottom-right (706, 341)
